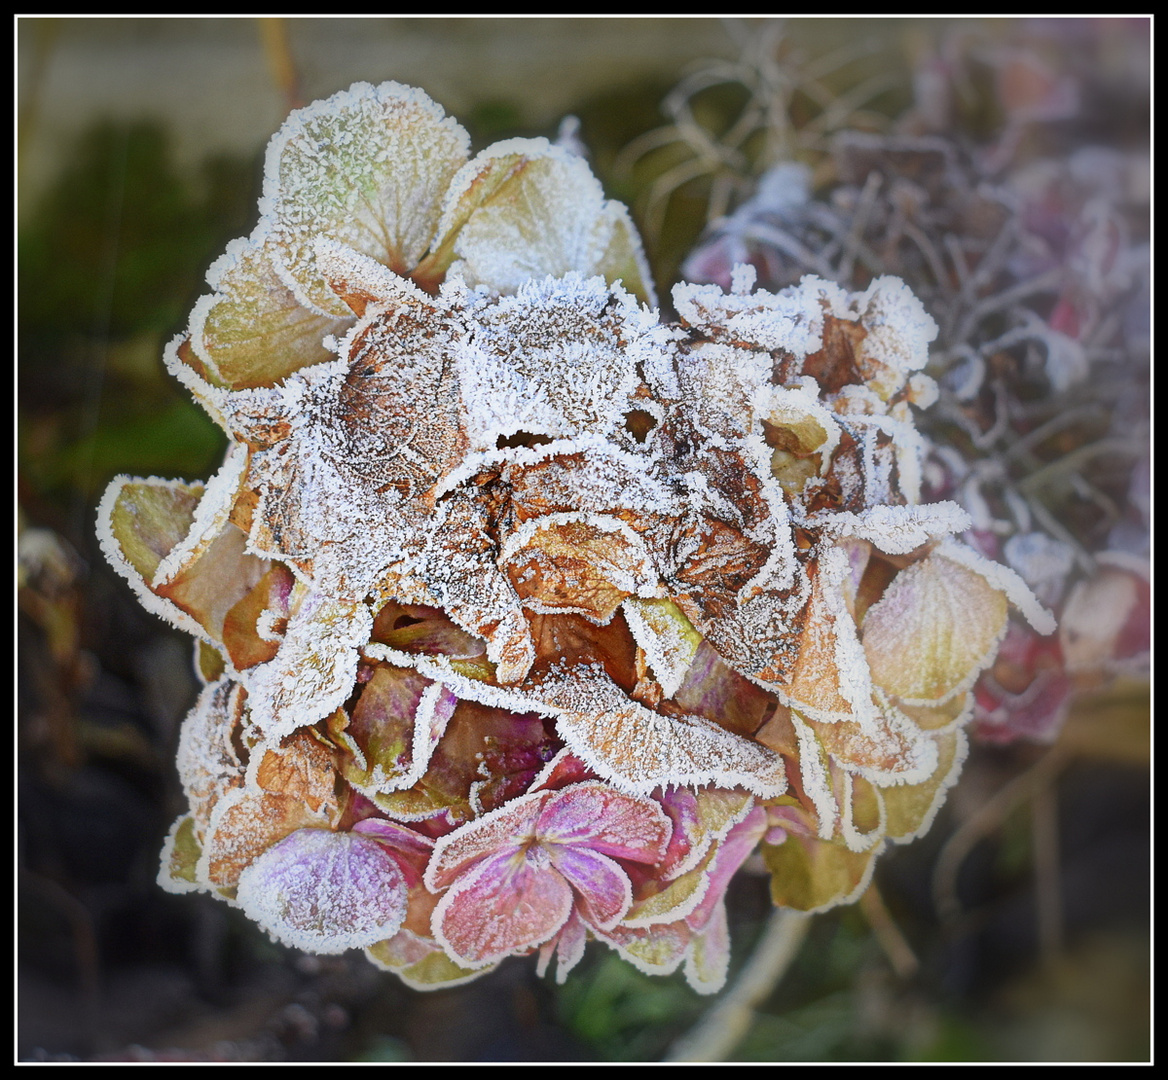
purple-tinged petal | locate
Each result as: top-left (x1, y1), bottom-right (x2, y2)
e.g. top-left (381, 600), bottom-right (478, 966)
top-left (424, 790), bottom-right (548, 892)
top-left (686, 807), bottom-right (768, 931)
top-left (536, 908), bottom-right (589, 984)
top-left (546, 845), bottom-right (632, 930)
top-left (235, 828), bottom-right (409, 953)
top-left (431, 846), bottom-right (573, 967)
top-left (352, 816), bottom-right (437, 857)
top-left (535, 782), bottom-right (671, 865)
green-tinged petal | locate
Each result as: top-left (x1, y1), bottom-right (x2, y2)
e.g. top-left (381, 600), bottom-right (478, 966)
top-left (366, 930), bottom-right (494, 990)
top-left (863, 553), bottom-right (1009, 704)
top-left (881, 729), bottom-right (968, 844)
top-left (338, 664), bottom-right (456, 796)
top-left (762, 824), bottom-right (882, 913)
top-left (100, 475), bottom-right (202, 584)
top-left (623, 597), bottom-right (703, 700)
top-left (158, 815), bottom-right (202, 893)
top-left (439, 139), bottom-right (629, 295)
top-left (190, 232), bottom-right (353, 389)
top-left (592, 200), bottom-right (657, 307)
top-left (266, 81), bottom-right (471, 314)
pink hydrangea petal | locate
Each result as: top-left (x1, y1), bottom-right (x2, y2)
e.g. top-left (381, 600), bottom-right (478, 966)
top-left (351, 818), bottom-right (436, 887)
top-left (654, 787), bottom-right (702, 879)
top-left (546, 845), bottom-right (632, 929)
top-left (535, 782), bottom-right (671, 865)
top-left (424, 789), bottom-right (548, 891)
top-left (687, 806), bottom-right (769, 931)
top-left (536, 908), bottom-right (589, 984)
top-left (432, 847), bottom-right (573, 967)
top-left (235, 828), bottom-right (409, 954)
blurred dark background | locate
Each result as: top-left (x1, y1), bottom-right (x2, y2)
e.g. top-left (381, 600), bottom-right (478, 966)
top-left (17, 17), bottom-right (1150, 1062)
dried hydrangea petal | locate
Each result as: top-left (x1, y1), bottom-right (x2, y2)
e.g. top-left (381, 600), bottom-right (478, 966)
top-left (266, 81), bottom-right (471, 313)
top-left (862, 552), bottom-right (1010, 704)
top-left (540, 667), bottom-right (789, 797)
top-left (242, 586), bottom-right (373, 740)
top-left (365, 928), bottom-right (491, 990)
top-left (441, 140), bottom-right (652, 301)
top-left (190, 232), bottom-right (353, 389)
top-left (761, 804), bottom-right (881, 912)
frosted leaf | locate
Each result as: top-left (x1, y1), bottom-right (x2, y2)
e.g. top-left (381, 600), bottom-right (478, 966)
top-left (622, 847), bottom-right (715, 928)
top-left (424, 790), bottom-right (546, 891)
top-left (835, 768), bottom-right (886, 853)
top-left (442, 140), bottom-right (627, 295)
top-left (221, 561), bottom-right (296, 671)
top-left (236, 828), bottom-right (410, 953)
top-left (537, 667), bottom-right (788, 797)
top-left (597, 920), bottom-right (688, 978)
top-left (151, 444), bottom-right (248, 584)
top-left (537, 908), bottom-right (590, 985)
top-left (412, 491), bottom-right (536, 684)
top-left (265, 81), bottom-right (471, 315)
top-left (536, 781), bottom-right (673, 866)
top-left (154, 522), bottom-right (271, 649)
top-left (191, 231), bottom-right (353, 389)
top-left (862, 552), bottom-right (1010, 705)
top-left (331, 286), bottom-right (467, 500)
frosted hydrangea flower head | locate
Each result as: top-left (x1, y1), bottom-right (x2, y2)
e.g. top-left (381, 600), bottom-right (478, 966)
top-left (97, 81), bottom-right (1052, 993)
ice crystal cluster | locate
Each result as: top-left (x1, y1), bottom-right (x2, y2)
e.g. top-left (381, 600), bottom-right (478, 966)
top-left (98, 82), bottom-right (1052, 992)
